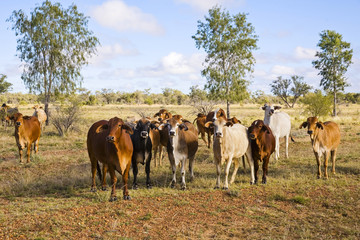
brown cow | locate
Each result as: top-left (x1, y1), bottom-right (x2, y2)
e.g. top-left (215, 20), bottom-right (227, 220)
top-left (1, 104), bottom-right (19, 130)
top-left (248, 120), bottom-right (275, 184)
top-left (149, 127), bottom-right (163, 167)
top-left (154, 109), bottom-right (172, 122)
top-left (299, 117), bottom-right (341, 179)
top-left (159, 115), bottom-right (198, 189)
top-left (13, 113), bottom-right (41, 163)
top-left (87, 117), bottom-right (134, 201)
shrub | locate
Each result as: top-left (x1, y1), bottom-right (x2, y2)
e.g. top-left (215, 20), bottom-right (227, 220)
top-left (51, 99), bottom-right (82, 136)
top-left (301, 91), bottom-right (332, 117)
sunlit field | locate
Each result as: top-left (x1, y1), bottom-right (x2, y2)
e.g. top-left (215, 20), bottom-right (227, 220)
top-left (0, 104), bottom-right (359, 239)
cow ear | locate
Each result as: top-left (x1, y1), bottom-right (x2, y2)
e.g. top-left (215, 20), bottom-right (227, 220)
top-left (158, 123), bottom-right (165, 130)
top-left (96, 124), bottom-right (108, 133)
top-left (316, 122), bottom-right (324, 130)
top-left (274, 106), bottom-right (281, 110)
top-left (299, 122), bottom-right (308, 129)
top-left (262, 125), bottom-right (271, 134)
top-left (150, 123), bottom-right (158, 130)
top-left (225, 121), bottom-right (233, 127)
top-left (204, 121), bottom-right (213, 128)
top-left (122, 124), bottom-right (134, 135)
top-left (261, 106), bottom-right (266, 110)
top-left (179, 123), bottom-right (188, 131)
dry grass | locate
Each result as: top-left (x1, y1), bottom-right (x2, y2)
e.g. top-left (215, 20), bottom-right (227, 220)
top-left (0, 103), bottom-right (359, 239)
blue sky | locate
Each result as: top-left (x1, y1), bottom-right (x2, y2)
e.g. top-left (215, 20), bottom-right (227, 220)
top-left (0, 0), bottom-right (359, 94)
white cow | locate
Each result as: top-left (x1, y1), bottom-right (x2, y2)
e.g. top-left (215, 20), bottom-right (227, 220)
top-left (32, 105), bottom-right (47, 131)
top-left (262, 103), bottom-right (293, 161)
top-left (205, 108), bottom-right (255, 189)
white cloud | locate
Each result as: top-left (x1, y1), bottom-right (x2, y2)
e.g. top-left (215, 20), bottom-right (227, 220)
top-left (89, 43), bottom-right (139, 66)
top-left (271, 65), bottom-right (295, 75)
top-left (294, 46), bottom-right (316, 60)
top-left (176, 0), bottom-right (245, 12)
top-left (91, 0), bottom-right (164, 35)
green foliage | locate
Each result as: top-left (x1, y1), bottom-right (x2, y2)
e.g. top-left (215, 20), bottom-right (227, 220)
top-left (271, 75), bottom-right (312, 108)
top-left (188, 85), bottom-right (207, 104)
top-left (8, 0), bottom-right (99, 118)
top-left (0, 74), bottom-right (12, 94)
top-left (192, 6), bottom-right (258, 117)
top-left (301, 90), bottom-right (332, 117)
top-left (312, 30), bottom-right (353, 116)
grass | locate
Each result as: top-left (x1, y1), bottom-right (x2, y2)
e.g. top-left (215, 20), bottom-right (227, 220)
top-left (0, 103), bottom-right (359, 239)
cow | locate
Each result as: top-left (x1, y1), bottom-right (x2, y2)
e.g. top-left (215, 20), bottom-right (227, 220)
top-left (203, 109), bottom-right (242, 149)
top-left (154, 109), bottom-right (172, 122)
top-left (205, 109), bottom-right (255, 189)
top-left (262, 103), bottom-right (293, 161)
top-left (299, 117), bottom-right (341, 179)
top-left (159, 115), bottom-right (198, 190)
top-left (149, 125), bottom-right (163, 167)
top-left (87, 117), bottom-right (133, 201)
top-left (12, 112), bottom-right (41, 163)
top-left (130, 118), bottom-right (157, 189)
top-left (32, 105), bottom-right (47, 131)
top-left (193, 113), bottom-right (208, 146)
top-left (248, 120), bottom-right (275, 184)
top-left (1, 104), bottom-right (19, 129)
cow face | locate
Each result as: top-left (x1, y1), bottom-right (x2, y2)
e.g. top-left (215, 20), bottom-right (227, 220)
top-left (299, 117), bottom-right (323, 139)
top-left (159, 115), bottom-right (188, 137)
top-left (248, 120), bottom-right (270, 140)
top-left (105, 117), bottom-right (133, 143)
top-left (13, 113), bottom-right (23, 127)
top-left (262, 104), bottom-right (281, 117)
top-left (134, 118), bottom-right (157, 139)
top-left (205, 116), bottom-right (232, 138)
top-left (154, 109), bottom-right (172, 122)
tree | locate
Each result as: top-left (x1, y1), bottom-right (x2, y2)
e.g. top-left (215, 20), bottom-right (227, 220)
top-left (301, 90), bottom-right (332, 117)
top-left (188, 85), bottom-right (207, 104)
top-left (0, 74), bottom-right (12, 94)
top-left (8, 0), bottom-right (99, 124)
top-left (192, 6), bottom-right (258, 118)
top-left (270, 75), bottom-right (312, 108)
top-left (312, 30), bottom-right (353, 116)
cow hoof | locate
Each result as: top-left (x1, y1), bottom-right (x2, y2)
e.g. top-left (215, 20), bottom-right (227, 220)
top-left (262, 180), bottom-right (267, 184)
top-left (170, 182), bottom-right (176, 188)
top-left (146, 184), bottom-right (152, 189)
top-left (123, 195), bottom-right (131, 200)
top-left (214, 186), bottom-right (220, 189)
top-left (90, 187), bottom-right (97, 192)
top-left (132, 184), bottom-right (138, 190)
top-left (181, 185), bottom-right (186, 190)
top-left (101, 186), bottom-right (108, 191)
top-left (109, 196), bottom-right (118, 202)
top-left (250, 181), bottom-right (255, 185)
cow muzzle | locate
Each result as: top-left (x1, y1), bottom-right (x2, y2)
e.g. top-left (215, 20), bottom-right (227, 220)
top-left (215, 132), bottom-right (223, 138)
top-left (15, 122), bottom-right (21, 126)
top-left (307, 130), bottom-right (313, 135)
top-left (106, 136), bottom-right (115, 142)
top-left (169, 130), bottom-right (176, 137)
top-left (269, 109), bottom-right (274, 115)
top-left (141, 131), bottom-right (148, 138)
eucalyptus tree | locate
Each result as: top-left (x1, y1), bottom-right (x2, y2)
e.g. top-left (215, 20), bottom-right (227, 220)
top-left (192, 6), bottom-right (258, 118)
top-left (8, 0), bottom-right (99, 123)
top-left (312, 30), bottom-right (353, 116)
top-left (0, 74), bottom-right (12, 94)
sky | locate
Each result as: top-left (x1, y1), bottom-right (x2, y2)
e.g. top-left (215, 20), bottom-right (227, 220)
top-left (0, 0), bottom-right (359, 95)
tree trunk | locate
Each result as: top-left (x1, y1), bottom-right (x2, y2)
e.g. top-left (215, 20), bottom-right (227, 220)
top-left (333, 91), bottom-right (337, 117)
top-left (45, 94), bottom-right (50, 126)
top-left (226, 99), bottom-right (230, 119)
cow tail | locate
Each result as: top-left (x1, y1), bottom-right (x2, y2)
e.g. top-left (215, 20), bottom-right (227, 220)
top-left (192, 118), bottom-right (197, 125)
top-left (290, 134), bottom-right (295, 142)
top-left (96, 161), bottom-right (102, 182)
top-left (242, 156), bottom-right (246, 170)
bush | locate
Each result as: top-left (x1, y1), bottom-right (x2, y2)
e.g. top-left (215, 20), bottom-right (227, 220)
top-left (301, 91), bottom-right (332, 117)
top-left (51, 99), bottom-right (82, 136)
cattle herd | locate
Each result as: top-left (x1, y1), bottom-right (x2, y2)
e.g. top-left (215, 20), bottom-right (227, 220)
top-left (0, 103), bottom-right (341, 201)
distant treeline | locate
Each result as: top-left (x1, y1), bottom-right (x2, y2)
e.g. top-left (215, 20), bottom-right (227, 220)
top-left (1, 88), bottom-right (360, 106)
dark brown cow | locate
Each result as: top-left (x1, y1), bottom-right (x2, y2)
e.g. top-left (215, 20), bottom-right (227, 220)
top-left (87, 117), bottom-right (133, 201)
top-left (248, 120), bottom-right (275, 184)
top-left (299, 117), bottom-right (341, 179)
top-left (193, 113), bottom-right (207, 145)
top-left (13, 113), bottom-right (41, 163)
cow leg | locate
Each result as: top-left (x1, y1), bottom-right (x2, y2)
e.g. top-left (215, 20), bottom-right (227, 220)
top-left (262, 157), bottom-right (270, 184)
top-left (188, 155), bottom-right (195, 182)
top-left (34, 138), bottom-right (39, 153)
top-left (275, 136), bottom-right (280, 161)
top-left (122, 162), bottom-right (131, 200)
top-left (153, 147), bottom-right (158, 167)
top-left (108, 167), bottom-right (118, 201)
top-left (324, 151), bottom-right (329, 179)
top-left (254, 158), bottom-right (259, 184)
top-left (230, 158), bottom-right (239, 184)
top-left (314, 151), bottom-right (322, 179)
top-left (201, 131), bottom-right (207, 146)
top-left (145, 152), bottom-right (152, 189)
top-left (168, 153), bottom-right (177, 188)
top-left (180, 158), bottom-right (187, 190)
top-left (132, 160), bottom-right (139, 190)
top-left (245, 148), bottom-right (256, 185)
top-left (331, 150), bottom-right (337, 174)
top-left (101, 163), bottom-right (108, 191)
top-left (214, 162), bottom-right (221, 189)
top-left (159, 146), bottom-right (163, 166)
top-left (18, 145), bottom-right (24, 163)
top-left (285, 134), bottom-right (289, 159)
top-left (26, 143), bottom-right (31, 163)
top-left (207, 132), bottom-right (211, 148)
top-left (223, 156), bottom-right (233, 190)
top-left (90, 158), bottom-right (97, 192)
